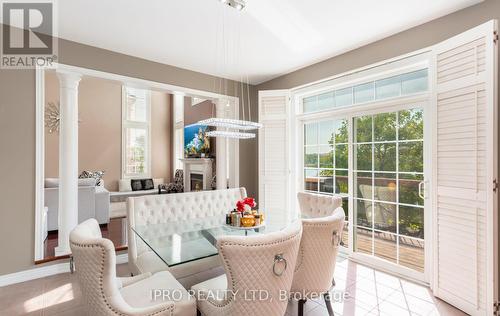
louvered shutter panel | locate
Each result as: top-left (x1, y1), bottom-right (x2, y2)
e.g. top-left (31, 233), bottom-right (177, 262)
top-left (259, 90), bottom-right (291, 225)
top-left (432, 20), bottom-right (497, 315)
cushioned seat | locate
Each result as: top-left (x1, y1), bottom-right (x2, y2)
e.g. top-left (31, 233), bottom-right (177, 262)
top-left (190, 274), bottom-right (227, 302)
top-left (120, 271), bottom-right (195, 316)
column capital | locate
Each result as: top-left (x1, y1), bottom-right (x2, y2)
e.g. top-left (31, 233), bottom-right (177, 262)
top-left (56, 70), bottom-right (82, 90)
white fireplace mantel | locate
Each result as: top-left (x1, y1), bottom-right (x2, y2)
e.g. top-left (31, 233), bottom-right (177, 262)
top-left (180, 158), bottom-right (213, 192)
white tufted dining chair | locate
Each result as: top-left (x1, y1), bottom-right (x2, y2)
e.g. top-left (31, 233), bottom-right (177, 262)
top-left (70, 218), bottom-right (196, 316)
top-left (127, 188), bottom-right (248, 287)
top-left (293, 192), bottom-right (345, 316)
top-left (191, 221), bottom-right (303, 316)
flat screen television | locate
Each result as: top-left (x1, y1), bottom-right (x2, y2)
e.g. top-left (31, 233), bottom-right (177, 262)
top-left (184, 124), bottom-right (211, 157)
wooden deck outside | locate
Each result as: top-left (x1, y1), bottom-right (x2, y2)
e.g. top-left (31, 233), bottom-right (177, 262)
top-left (341, 226), bottom-right (424, 272)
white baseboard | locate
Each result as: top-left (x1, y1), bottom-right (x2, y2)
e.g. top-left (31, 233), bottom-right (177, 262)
top-left (0, 253), bottom-right (129, 287)
top-left (0, 262), bottom-right (70, 287)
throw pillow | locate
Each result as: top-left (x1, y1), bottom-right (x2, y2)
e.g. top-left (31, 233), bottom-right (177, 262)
top-left (79, 170), bottom-right (105, 186)
top-left (118, 179), bottom-right (132, 192)
top-left (131, 179), bottom-right (143, 191)
top-left (142, 178), bottom-right (154, 190)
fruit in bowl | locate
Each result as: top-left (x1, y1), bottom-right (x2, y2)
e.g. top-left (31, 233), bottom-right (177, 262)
top-left (240, 215), bottom-right (256, 227)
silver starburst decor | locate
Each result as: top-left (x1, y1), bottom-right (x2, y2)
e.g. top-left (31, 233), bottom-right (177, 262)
top-left (45, 102), bottom-right (82, 133)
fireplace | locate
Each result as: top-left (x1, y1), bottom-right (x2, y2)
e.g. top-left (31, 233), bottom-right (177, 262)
top-left (180, 158), bottom-right (213, 192)
top-left (190, 173), bottom-right (204, 191)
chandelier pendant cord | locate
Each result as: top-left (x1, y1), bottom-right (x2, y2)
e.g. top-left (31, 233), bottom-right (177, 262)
top-left (201, 0), bottom-right (258, 139)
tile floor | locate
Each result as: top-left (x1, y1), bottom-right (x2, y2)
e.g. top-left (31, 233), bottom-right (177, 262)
top-left (0, 259), bottom-right (465, 316)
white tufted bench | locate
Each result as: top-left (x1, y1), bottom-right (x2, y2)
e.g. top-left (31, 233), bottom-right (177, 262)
top-left (127, 187), bottom-right (247, 287)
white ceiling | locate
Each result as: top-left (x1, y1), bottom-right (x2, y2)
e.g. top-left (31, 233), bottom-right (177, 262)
top-left (28, 0), bottom-right (486, 84)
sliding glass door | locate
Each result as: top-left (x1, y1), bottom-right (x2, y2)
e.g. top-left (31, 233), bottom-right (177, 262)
top-left (353, 108), bottom-right (425, 273)
top-left (302, 105), bottom-right (427, 278)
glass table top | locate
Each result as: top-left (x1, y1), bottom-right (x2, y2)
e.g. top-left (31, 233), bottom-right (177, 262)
top-left (131, 215), bottom-right (293, 267)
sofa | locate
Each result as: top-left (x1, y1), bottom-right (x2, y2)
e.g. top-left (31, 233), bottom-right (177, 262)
top-left (110, 178), bottom-right (165, 202)
top-left (127, 187), bottom-right (247, 288)
top-left (44, 178), bottom-right (110, 231)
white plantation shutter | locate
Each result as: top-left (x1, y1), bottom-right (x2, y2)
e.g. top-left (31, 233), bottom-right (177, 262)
top-left (432, 20), bottom-right (498, 315)
top-left (259, 90), bottom-right (291, 225)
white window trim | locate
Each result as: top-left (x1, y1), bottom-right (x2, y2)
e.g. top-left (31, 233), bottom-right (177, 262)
top-left (297, 62), bottom-right (429, 116)
top-left (121, 86), bottom-right (152, 179)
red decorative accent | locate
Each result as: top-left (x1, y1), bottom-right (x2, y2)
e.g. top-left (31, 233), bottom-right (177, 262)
top-left (236, 197), bottom-right (257, 212)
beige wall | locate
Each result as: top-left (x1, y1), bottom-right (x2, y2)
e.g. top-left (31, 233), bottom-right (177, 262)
top-left (183, 97), bottom-right (214, 126)
top-left (0, 27), bottom-right (258, 275)
top-left (151, 92), bottom-right (173, 184)
top-left (44, 72), bottom-right (172, 191)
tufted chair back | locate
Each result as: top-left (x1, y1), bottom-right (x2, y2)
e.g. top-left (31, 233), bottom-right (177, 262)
top-left (297, 191), bottom-right (343, 218)
top-left (128, 188), bottom-right (247, 273)
top-left (70, 219), bottom-right (132, 315)
top-left (292, 192), bottom-right (345, 299)
top-left (196, 221), bottom-right (302, 316)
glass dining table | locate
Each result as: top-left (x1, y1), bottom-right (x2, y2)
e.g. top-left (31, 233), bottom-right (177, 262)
top-left (131, 214), bottom-right (295, 267)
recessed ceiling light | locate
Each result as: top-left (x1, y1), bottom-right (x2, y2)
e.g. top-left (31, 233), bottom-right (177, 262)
top-left (219, 0), bottom-right (245, 11)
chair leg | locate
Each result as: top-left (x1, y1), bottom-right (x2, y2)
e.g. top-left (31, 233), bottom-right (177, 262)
top-left (323, 293), bottom-right (334, 316)
top-left (197, 309), bottom-right (201, 316)
top-left (298, 299), bottom-right (306, 316)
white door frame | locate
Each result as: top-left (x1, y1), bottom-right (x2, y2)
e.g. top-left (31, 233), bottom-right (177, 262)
top-left (34, 62), bottom-right (240, 261)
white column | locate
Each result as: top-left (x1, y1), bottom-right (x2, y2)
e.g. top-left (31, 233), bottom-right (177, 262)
top-left (55, 71), bottom-right (81, 256)
top-left (216, 100), bottom-right (227, 190)
top-left (173, 94), bottom-right (185, 173)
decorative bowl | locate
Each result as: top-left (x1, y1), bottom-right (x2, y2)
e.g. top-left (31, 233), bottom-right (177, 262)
top-left (240, 215), bottom-right (256, 227)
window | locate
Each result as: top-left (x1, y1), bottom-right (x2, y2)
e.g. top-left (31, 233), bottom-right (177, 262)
top-left (302, 69), bottom-right (428, 113)
top-left (304, 119), bottom-right (349, 246)
top-left (122, 87), bottom-right (151, 178)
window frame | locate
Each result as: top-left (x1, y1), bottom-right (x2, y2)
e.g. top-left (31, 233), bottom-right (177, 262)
top-left (121, 86), bottom-right (152, 179)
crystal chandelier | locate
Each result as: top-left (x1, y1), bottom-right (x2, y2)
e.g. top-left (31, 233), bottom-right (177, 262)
top-left (198, 0), bottom-right (260, 139)
top-left (206, 130), bottom-right (255, 139)
top-left (198, 117), bottom-right (262, 130)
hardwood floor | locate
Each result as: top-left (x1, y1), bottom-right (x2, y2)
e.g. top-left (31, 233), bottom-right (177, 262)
top-left (42, 217), bottom-right (128, 260)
